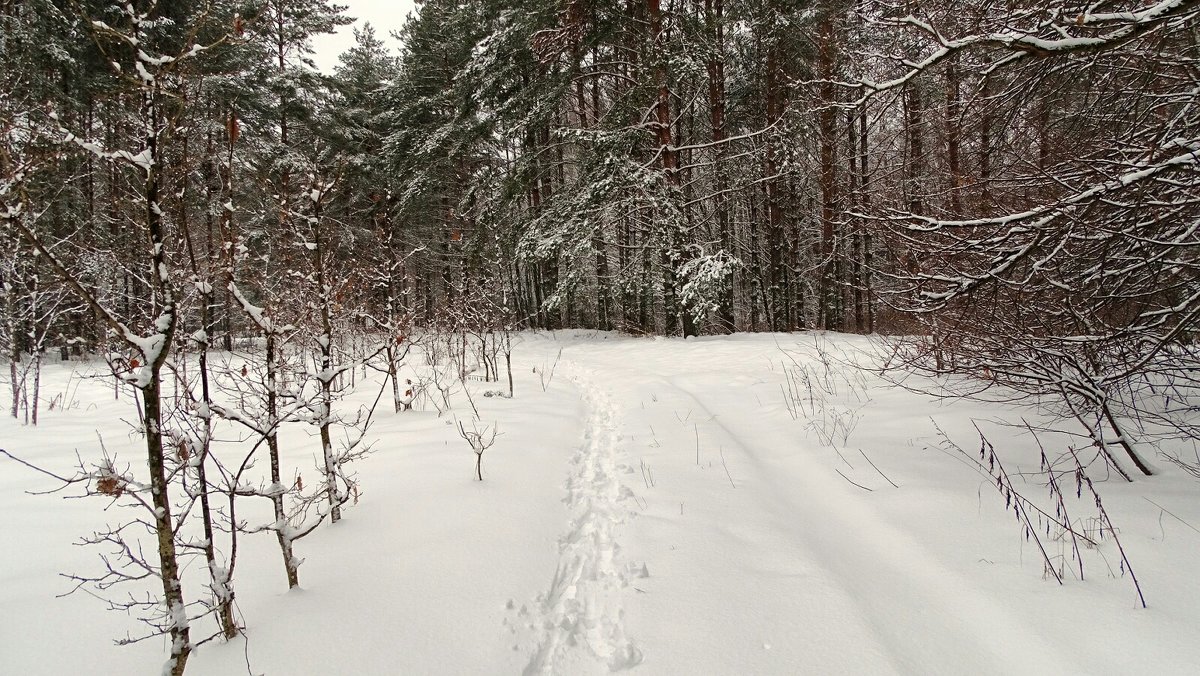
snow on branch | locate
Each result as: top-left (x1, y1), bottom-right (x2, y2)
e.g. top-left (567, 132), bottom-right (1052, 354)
top-left (842, 0), bottom-right (1200, 104)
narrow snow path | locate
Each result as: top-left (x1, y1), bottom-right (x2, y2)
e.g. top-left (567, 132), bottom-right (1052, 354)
top-left (562, 338), bottom-right (1081, 675)
top-left (520, 364), bottom-right (643, 674)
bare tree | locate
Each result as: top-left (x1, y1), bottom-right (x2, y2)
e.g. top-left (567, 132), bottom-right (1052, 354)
top-left (0, 4), bottom-right (221, 670)
top-left (458, 418), bottom-right (498, 481)
top-left (849, 0), bottom-right (1200, 478)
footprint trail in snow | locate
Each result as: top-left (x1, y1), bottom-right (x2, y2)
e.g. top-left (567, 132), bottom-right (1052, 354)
top-left (516, 365), bottom-right (643, 674)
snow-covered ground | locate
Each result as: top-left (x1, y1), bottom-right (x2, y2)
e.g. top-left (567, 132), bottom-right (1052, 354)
top-left (3, 332), bottom-right (1199, 675)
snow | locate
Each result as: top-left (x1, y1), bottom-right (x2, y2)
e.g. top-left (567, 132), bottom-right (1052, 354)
top-left (137, 49), bottom-right (174, 68)
top-left (3, 332), bottom-right (1200, 674)
top-left (228, 283), bottom-right (278, 334)
top-left (62, 132), bottom-right (155, 171)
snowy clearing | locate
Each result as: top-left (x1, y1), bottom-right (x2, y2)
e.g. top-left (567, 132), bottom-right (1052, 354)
top-left (3, 331), bottom-right (1199, 675)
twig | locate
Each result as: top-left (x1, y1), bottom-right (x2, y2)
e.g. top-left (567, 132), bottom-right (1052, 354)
top-left (0, 448), bottom-right (81, 487)
top-left (975, 423), bottom-right (1062, 584)
top-left (539, 348), bottom-right (563, 392)
top-left (935, 420), bottom-right (1064, 584)
top-left (1067, 445), bottom-right (1146, 608)
top-left (1026, 421), bottom-right (1084, 582)
top-left (640, 460), bottom-right (655, 489)
top-left (1142, 497), bottom-right (1200, 535)
top-left (719, 446), bottom-right (736, 489)
top-left (859, 449), bottom-right (899, 488)
top-left (835, 468), bottom-right (873, 491)
top-left (834, 447), bottom-right (854, 468)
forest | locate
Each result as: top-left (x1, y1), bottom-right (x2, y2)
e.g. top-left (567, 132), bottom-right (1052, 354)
top-left (2, 1), bottom-right (1199, 674)
top-left (3, 0), bottom-right (1197, 429)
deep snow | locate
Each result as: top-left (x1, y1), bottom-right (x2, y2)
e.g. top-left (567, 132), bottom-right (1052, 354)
top-left (3, 331), bottom-right (1199, 675)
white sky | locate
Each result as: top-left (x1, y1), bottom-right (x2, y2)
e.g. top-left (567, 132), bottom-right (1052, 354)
top-left (310, 0), bottom-right (419, 73)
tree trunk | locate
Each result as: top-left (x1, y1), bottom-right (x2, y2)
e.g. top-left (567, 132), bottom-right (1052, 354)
top-left (946, 57), bottom-right (963, 217)
top-left (142, 82), bottom-right (190, 676)
top-left (859, 107), bottom-right (874, 333)
top-left (266, 333), bottom-right (301, 588)
top-left (704, 0), bottom-right (734, 333)
top-left (817, 14), bottom-right (840, 330)
top-left (311, 191), bottom-right (342, 525)
top-left (647, 0), bottom-right (695, 337)
top-left (763, 39), bottom-right (786, 331)
top-left (181, 132), bottom-right (239, 638)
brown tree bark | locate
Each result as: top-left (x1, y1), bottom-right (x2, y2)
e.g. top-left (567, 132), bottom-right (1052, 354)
top-left (647, 0), bottom-right (696, 337)
top-left (703, 0), bottom-right (735, 333)
top-left (945, 58), bottom-right (964, 217)
top-left (817, 14), bottom-right (840, 330)
top-left (763, 30), bottom-right (787, 331)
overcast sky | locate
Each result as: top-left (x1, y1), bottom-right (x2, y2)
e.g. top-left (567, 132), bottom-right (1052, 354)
top-left (309, 0), bottom-right (419, 73)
